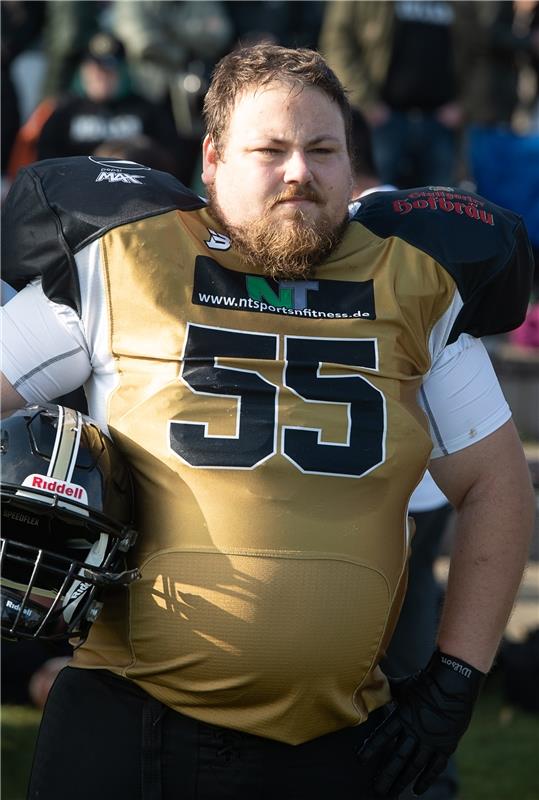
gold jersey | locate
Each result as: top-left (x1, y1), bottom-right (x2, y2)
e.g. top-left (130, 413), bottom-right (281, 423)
top-left (2, 158), bottom-right (532, 743)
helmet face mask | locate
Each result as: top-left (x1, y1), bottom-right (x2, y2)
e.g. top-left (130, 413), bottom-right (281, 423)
top-left (1, 404), bottom-right (139, 644)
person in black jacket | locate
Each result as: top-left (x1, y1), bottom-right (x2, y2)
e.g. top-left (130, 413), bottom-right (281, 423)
top-left (36, 32), bottom-right (181, 177)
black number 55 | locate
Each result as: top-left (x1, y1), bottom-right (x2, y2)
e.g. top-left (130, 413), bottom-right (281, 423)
top-left (169, 323), bottom-right (385, 478)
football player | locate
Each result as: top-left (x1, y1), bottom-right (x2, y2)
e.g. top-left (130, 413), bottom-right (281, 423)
top-left (1, 44), bottom-right (535, 800)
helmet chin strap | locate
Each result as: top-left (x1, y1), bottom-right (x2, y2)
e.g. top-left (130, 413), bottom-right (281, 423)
top-left (62, 532), bottom-right (109, 624)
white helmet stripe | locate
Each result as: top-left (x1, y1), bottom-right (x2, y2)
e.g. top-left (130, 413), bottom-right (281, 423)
top-left (47, 406), bottom-right (82, 482)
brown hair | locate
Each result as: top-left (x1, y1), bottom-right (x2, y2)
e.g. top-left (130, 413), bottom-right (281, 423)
top-left (203, 44), bottom-right (352, 155)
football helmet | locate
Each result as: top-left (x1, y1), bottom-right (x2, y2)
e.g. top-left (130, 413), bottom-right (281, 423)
top-left (0, 403), bottom-right (139, 644)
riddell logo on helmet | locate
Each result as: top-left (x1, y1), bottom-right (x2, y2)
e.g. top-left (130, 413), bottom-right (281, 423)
top-left (21, 474), bottom-right (88, 505)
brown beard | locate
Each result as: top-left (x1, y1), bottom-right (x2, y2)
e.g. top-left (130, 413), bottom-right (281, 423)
top-left (207, 185), bottom-right (348, 281)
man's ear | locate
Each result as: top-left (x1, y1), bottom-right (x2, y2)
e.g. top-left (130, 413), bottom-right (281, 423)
top-left (201, 135), bottom-right (218, 186)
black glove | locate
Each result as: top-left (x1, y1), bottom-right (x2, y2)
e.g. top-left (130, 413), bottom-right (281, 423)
top-left (357, 650), bottom-right (485, 797)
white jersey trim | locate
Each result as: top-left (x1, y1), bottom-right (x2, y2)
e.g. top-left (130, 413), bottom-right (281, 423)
top-left (428, 287), bottom-right (465, 365)
top-left (75, 240), bottom-right (119, 425)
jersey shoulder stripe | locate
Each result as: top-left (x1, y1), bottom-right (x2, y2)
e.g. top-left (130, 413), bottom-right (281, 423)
top-left (1, 156), bottom-right (205, 313)
top-left (354, 187), bottom-right (533, 341)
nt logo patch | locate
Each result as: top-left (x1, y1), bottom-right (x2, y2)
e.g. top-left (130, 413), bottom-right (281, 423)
top-left (192, 257), bottom-right (376, 320)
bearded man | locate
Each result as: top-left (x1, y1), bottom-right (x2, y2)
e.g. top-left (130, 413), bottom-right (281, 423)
top-left (1, 44), bottom-right (535, 800)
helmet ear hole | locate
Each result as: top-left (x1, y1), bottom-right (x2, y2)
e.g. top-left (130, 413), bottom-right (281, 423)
top-left (0, 403), bottom-right (139, 643)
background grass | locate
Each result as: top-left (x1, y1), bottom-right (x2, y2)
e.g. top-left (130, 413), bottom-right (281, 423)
top-left (455, 673), bottom-right (539, 800)
top-left (1, 675), bottom-right (538, 800)
top-left (1, 705), bottom-right (40, 800)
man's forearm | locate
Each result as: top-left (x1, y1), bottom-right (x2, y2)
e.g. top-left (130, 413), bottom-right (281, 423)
top-left (436, 459), bottom-right (535, 673)
top-left (1, 372), bottom-right (27, 413)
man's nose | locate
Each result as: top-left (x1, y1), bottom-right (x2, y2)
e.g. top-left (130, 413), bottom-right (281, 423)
top-left (283, 151), bottom-right (313, 184)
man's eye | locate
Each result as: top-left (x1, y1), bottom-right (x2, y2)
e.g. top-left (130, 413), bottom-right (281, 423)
top-left (258, 148), bottom-right (280, 155)
top-left (310, 148), bottom-right (332, 155)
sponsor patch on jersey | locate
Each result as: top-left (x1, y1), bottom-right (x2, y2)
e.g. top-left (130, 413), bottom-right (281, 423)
top-left (392, 190), bottom-right (494, 226)
top-left (192, 256), bottom-right (376, 320)
top-left (19, 474), bottom-right (89, 508)
top-left (95, 170), bottom-right (145, 184)
top-left (205, 229), bottom-right (231, 251)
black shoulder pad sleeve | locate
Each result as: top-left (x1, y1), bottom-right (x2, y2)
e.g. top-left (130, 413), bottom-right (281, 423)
top-left (1, 156), bottom-right (206, 314)
top-left (354, 188), bottom-right (534, 343)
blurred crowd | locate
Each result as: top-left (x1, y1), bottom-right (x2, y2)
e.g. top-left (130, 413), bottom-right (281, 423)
top-left (1, 0), bottom-right (539, 708)
top-left (2, 0), bottom-right (538, 293)
top-left (1, 0), bottom-right (326, 191)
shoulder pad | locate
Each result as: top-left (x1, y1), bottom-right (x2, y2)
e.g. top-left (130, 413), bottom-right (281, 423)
top-left (1, 156), bottom-right (205, 313)
top-left (354, 187), bottom-right (534, 340)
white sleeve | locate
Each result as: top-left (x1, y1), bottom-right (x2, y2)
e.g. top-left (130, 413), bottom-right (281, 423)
top-left (420, 333), bottom-right (511, 458)
top-left (1, 279), bottom-right (92, 402)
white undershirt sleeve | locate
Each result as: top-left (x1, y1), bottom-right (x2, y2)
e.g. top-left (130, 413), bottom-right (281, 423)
top-left (420, 333), bottom-right (511, 458)
top-left (1, 279), bottom-right (92, 402)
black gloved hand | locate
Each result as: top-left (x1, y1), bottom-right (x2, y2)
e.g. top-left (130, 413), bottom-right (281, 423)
top-left (357, 650), bottom-right (485, 797)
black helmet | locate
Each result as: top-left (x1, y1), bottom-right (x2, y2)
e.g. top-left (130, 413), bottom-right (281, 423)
top-left (0, 403), bottom-right (139, 644)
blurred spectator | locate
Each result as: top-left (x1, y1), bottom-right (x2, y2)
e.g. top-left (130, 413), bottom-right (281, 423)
top-left (461, 0), bottom-right (538, 129)
top-left (6, 1), bottom-right (105, 186)
top-left (467, 126), bottom-right (539, 274)
top-left (509, 302), bottom-right (539, 348)
top-left (111, 0), bottom-right (232, 187)
top-left (5, 97), bottom-right (57, 184)
top-left (111, 0), bottom-right (232, 124)
top-left (226, 1), bottom-right (325, 49)
top-left (531, 1), bottom-right (539, 129)
top-left (348, 107), bottom-right (396, 198)
top-left (1, 1), bottom-right (45, 174)
top-left (463, 2), bottom-right (539, 289)
top-left (320, 1), bottom-right (475, 188)
top-left (36, 32), bottom-right (181, 178)
top-left (93, 134), bottom-right (179, 175)
top-left (40, 0), bottom-right (111, 98)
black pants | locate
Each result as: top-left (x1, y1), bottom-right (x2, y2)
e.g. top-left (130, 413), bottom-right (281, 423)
top-left (28, 667), bottom-right (391, 800)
